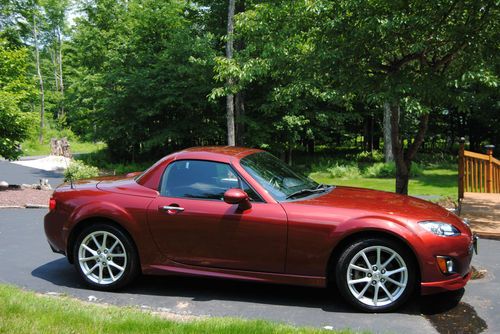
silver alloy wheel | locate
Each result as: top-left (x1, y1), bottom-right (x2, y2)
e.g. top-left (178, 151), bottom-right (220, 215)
top-left (346, 245), bottom-right (408, 307)
top-left (78, 231), bottom-right (127, 285)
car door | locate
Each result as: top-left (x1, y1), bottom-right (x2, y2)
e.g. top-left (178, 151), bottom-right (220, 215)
top-left (147, 159), bottom-right (288, 273)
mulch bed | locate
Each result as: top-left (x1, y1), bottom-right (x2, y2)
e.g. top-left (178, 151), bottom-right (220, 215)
top-left (0, 188), bottom-right (52, 207)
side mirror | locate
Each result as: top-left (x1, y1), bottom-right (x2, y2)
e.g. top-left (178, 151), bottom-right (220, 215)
top-left (224, 188), bottom-right (252, 211)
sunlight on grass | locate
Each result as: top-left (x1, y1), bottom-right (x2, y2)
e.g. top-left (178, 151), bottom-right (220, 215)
top-left (21, 140), bottom-right (106, 156)
top-left (0, 284), bottom-right (357, 334)
top-left (310, 168), bottom-right (458, 199)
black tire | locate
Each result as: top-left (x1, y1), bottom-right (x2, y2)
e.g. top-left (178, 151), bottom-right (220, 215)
top-left (335, 238), bottom-right (416, 312)
top-left (73, 223), bottom-right (140, 291)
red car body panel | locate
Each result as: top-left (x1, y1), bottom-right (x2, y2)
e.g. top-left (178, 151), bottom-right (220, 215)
top-left (44, 146), bottom-right (474, 295)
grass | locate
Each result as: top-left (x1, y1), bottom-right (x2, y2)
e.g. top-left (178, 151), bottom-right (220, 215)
top-left (0, 284), bottom-right (356, 334)
top-left (310, 168), bottom-right (458, 199)
top-left (21, 140), bottom-right (106, 156)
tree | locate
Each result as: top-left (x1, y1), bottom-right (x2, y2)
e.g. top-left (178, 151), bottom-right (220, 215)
top-left (226, 0), bottom-right (236, 146)
top-left (235, 0), bottom-right (499, 193)
top-left (0, 38), bottom-right (36, 159)
top-left (66, 0), bottom-right (222, 160)
top-left (32, 10), bottom-right (45, 143)
top-left (42, 0), bottom-right (68, 119)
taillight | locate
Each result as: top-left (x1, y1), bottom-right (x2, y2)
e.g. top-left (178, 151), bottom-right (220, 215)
top-left (49, 197), bottom-right (57, 211)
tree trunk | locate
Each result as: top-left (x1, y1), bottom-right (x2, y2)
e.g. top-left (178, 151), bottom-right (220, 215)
top-left (225, 0), bottom-right (236, 146)
top-left (389, 102), bottom-right (408, 194)
top-left (383, 102), bottom-right (393, 162)
top-left (390, 102), bottom-right (430, 195)
top-left (50, 49), bottom-right (59, 92)
top-left (307, 139), bottom-right (315, 155)
top-left (57, 26), bottom-right (65, 118)
top-left (235, 92), bottom-right (245, 145)
top-left (33, 15), bottom-right (45, 144)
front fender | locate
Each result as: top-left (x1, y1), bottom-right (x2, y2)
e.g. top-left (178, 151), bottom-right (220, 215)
top-left (330, 215), bottom-right (425, 277)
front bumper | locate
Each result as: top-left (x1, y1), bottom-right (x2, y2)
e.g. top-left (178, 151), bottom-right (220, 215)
top-left (421, 270), bottom-right (471, 295)
top-left (420, 233), bottom-right (477, 295)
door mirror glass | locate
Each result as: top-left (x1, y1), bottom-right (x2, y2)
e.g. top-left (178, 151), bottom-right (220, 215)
top-left (224, 188), bottom-right (252, 210)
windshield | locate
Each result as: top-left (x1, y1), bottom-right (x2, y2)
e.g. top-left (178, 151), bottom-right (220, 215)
top-left (240, 152), bottom-right (321, 201)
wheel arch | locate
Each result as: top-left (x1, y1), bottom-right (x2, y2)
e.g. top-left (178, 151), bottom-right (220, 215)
top-left (66, 216), bottom-right (139, 266)
top-left (326, 229), bottom-right (421, 287)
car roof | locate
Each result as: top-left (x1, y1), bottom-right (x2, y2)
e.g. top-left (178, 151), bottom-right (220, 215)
top-left (179, 146), bottom-right (263, 159)
top-left (136, 146), bottom-right (265, 191)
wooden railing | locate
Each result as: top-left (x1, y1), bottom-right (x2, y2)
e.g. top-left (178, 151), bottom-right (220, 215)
top-left (458, 140), bottom-right (500, 199)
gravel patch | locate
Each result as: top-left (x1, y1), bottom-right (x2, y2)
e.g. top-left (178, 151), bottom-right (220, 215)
top-left (0, 189), bottom-right (52, 207)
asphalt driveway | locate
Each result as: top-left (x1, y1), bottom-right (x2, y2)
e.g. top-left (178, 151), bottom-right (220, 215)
top-left (0, 159), bottom-right (64, 186)
top-left (0, 208), bottom-right (498, 334)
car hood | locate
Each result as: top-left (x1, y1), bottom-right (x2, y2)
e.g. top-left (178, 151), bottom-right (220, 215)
top-left (290, 186), bottom-right (450, 220)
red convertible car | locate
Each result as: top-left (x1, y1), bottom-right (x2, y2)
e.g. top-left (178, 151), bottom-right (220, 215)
top-left (44, 146), bottom-right (476, 312)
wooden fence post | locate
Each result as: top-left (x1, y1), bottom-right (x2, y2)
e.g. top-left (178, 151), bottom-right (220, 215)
top-left (485, 144), bottom-right (495, 193)
top-left (458, 137), bottom-right (465, 200)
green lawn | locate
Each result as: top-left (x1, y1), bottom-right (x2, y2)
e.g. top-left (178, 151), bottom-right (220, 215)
top-left (21, 140), bottom-right (106, 156)
top-left (310, 168), bottom-right (458, 199)
top-left (0, 284), bottom-right (356, 334)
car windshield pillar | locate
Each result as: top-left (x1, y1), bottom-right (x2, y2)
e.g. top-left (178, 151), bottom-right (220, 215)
top-left (240, 152), bottom-right (319, 201)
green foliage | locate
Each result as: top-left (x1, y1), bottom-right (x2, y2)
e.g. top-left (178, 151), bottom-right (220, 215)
top-left (64, 0), bottom-right (223, 160)
top-left (0, 38), bottom-right (36, 160)
top-left (64, 160), bottom-right (99, 181)
top-left (77, 149), bottom-right (151, 175)
top-left (1, 0), bottom-right (498, 176)
top-left (326, 163), bottom-right (361, 179)
top-left (353, 150), bottom-right (384, 163)
top-left (364, 162), bottom-right (423, 179)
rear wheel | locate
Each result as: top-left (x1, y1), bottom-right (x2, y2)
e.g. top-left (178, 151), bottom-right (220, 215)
top-left (336, 238), bottom-right (416, 312)
top-left (73, 224), bottom-right (139, 290)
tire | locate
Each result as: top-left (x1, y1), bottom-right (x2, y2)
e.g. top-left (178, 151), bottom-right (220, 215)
top-left (335, 238), bottom-right (416, 312)
top-left (73, 223), bottom-right (140, 291)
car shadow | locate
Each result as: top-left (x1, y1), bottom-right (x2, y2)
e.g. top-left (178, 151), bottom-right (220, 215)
top-left (32, 258), bottom-right (470, 317)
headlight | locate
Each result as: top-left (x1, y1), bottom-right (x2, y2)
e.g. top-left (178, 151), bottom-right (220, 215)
top-left (418, 221), bottom-right (460, 237)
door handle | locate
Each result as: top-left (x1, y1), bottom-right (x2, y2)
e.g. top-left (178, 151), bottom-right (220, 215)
top-left (159, 205), bottom-right (185, 214)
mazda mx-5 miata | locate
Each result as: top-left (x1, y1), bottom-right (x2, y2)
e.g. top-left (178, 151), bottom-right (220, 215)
top-left (44, 146), bottom-right (477, 312)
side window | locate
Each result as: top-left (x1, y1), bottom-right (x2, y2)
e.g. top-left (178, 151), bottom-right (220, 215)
top-left (160, 160), bottom-right (262, 202)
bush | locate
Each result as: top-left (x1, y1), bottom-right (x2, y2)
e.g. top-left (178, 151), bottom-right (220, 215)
top-left (327, 163), bottom-right (361, 179)
top-left (76, 149), bottom-right (151, 175)
top-left (363, 162), bottom-right (423, 178)
top-left (354, 150), bottom-right (384, 163)
top-left (64, 160), bottom-right (100, 181)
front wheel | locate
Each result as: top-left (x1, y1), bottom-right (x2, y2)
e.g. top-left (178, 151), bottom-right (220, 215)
top-left (73, 224), bottom-right (139, 290)
top-left (335, 238), bottom-right (416, 312)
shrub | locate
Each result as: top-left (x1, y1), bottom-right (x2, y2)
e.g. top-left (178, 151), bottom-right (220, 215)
top-left (64, 160), bottom-right (100, 181)
top-left (363, 162), bottom-right (423, 178)
top-left (354, 150), bottom-right (384, 163)
top-left (327, 163), bottom-right (361, 179)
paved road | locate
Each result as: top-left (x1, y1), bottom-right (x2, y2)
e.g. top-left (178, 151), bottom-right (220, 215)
top-left (0, 208), bottom-right (498, 333)
top-left (0, 160), bottom-right (63, 186)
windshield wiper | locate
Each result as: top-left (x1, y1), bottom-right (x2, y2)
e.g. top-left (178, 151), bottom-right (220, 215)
top-left (286, 185), bottom-right (331, 199)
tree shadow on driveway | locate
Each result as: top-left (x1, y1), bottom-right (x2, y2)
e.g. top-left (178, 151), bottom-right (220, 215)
top-left (32, 257), bottom-right (475, 321)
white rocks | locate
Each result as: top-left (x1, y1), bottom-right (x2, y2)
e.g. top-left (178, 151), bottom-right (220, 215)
top-left (0, 181), bottom-right (8, 189)
top-left (21, 179), bottom-right (52, 191)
